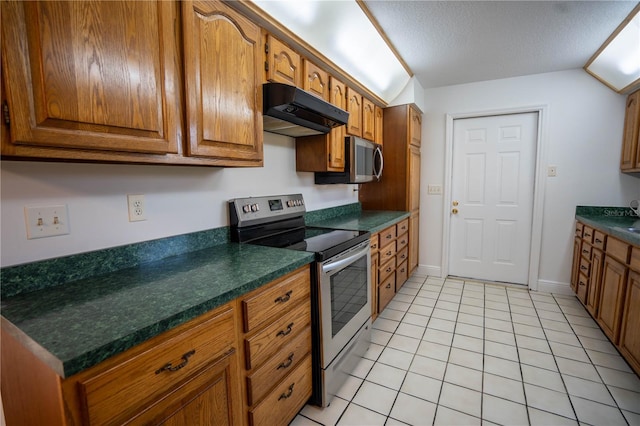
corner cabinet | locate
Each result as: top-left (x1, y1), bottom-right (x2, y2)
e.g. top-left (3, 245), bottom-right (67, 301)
top-left (360, 104), bottom-right (422, 274)
top-left (621, 89), bottom-right (640, 173)
top-left (182, 0), bottom-right (263, 164)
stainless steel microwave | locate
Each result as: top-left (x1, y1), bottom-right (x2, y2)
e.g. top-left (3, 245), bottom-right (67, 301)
top-left (314, 136), bottom-right (383, 184)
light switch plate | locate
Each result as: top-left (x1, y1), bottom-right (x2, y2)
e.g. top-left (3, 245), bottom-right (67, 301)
top-left (24, 204), bottom-right (70, 239)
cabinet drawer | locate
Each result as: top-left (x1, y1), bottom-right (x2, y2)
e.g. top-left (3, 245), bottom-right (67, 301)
top-left (396, 232), bottom-right (409, 252)
top-left (593, 230), bottom-right (607, 250)
top-left (378, 273), bottom-right (396, 312)
top-left (582, 226), bottom-right (594, 243)
top-left (397, 219), bottom-right (409, 236)
top-left (608, 237), bottom-right (631, 264)
top-left (370, 235), bottom-right (379, 254)
top-left (379, 226), bottom-right (397, 247)
top-left (581, 243), bottom-right (592, 259)
top-left (242, 268), bottom-right (310, 333)
top-left (577, 273), bottom-right (588, 304)
top-left (579, 257), bottom-right (591, 276)
top-left (79, 304), bottom-right (235, 426)
top-left (379, 241), bottom-right (396, 265)
top-left (245, 301), bottom-right (310, 370)
top-left (575, 222), bottom-right (584, 238)
top-left (397, 246), bottom-right (408, 265)
top-left (631, 247), bottom-right (640, 272)
top-left (246, 327), bottom-right (311, 406)
top-left (396, 260), bottom-right (408, 290)
top-left (379, 257), bottom-right (396, 283)
top-left (249, 354), bottom-right (313, 426)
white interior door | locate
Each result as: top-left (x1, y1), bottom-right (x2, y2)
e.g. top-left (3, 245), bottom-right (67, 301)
top-left (449, 112), bottom-right (537, 285)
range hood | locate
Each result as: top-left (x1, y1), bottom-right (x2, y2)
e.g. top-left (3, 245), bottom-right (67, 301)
top-left (263, 83), bottom-right (349, 137)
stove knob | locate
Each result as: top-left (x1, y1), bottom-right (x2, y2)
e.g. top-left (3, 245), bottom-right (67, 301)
top-left (251, 204), bottom-right (258, 212)
top-left (288, 200), bottom-right (294, 207)
top-left (296, 199), bottom-right (302, 206)
top-left (255, 204), bottom-right (260, 211)
top-left (300, 199), bottom-right (304, 205)
top-left (243, 205), bottom-right (251, 213)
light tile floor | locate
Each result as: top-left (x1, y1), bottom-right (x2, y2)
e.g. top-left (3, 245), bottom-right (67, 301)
top-left (291, 273), bottom-right (640, 425)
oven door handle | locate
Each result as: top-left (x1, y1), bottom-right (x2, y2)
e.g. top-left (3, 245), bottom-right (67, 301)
top-left (322, 245), bottom-right (368, 274)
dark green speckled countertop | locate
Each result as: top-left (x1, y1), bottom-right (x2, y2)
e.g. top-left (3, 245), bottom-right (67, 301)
top-left (575, 206), bottom-right (640, 247)
top-left (1, 203), bottom-right (408, 379)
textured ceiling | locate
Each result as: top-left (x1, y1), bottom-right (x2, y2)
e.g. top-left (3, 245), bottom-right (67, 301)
top-left (363, 1), bottom-right (639, 89)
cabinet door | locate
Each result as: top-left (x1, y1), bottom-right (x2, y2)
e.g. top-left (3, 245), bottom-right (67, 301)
top-left (409, 106), bottom-right (422, 147)
top-left (586, 248), bottom-right (604, 317)
top-left (571, 237), bottom-right (581, 294)
top-left (329, 77), bottom-right (347, 170)
top-left (408, 145), bottom-right (421, 213)
top-left (371, 252), bottom-right (379, 319)
top-left (362, 97), bottom-right (376, 141)
top-left (409, 212), bottom-right (419, 274)
top-left (1, 0), bottom-right (181, 155)
top-left (266, 35), bottom-right (301, 87)
top-left (346, 88), bottom-right (362, 137)
top-left (375, 106), bottom-right (384, 146)
top-left (182, 0), bottom-right (263, 163)
top-left (597, 255), bottom-right (628, 343)
top-left (621, 90), bottom-right (640, 171)
top-left (303, 60), bottom-right (329, 101)
top-left (619, 270), bottom-right (640, 375)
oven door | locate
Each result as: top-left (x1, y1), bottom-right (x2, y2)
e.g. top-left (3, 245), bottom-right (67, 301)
top-left (318, 240), bottom-right (371, 368)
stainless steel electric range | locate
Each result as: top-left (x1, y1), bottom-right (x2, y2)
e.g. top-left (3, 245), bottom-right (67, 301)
top-left (229, 194), bottom-right (372, 407)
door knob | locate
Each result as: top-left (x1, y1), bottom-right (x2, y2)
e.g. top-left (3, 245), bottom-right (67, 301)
top-left (452, 208), bottom-right (458, 214)
top-left (452, 201), bottom-right (459, 206)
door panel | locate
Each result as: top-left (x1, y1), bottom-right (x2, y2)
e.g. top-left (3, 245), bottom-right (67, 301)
top-left (450, 113), bottom-right (538, 285)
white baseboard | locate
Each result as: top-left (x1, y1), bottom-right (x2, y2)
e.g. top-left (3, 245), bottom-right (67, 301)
top-left (415, 264), bottom-right (441, 278)
top-left (535, 279), bottom-right (574, 296)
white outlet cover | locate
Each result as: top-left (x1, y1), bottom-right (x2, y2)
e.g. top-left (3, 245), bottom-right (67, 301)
top-left (24, 204), bottom-right (70, 239)
top-left (127, 194), bottom-right (146, 222)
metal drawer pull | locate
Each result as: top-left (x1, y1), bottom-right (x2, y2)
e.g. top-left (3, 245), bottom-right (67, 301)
top-left (581, 265), bottom-right (587, 270)
top-left (275, 290), bottom-right (293, 304)
top-left (386, 234), bottom-right (392, 239)
top-left (278, 383), bottom-right (295, 400)
top-left (595, 238), bottom-right (602, 243)
top-left (385, 283), bottom-right (392, 289)
top-left (386, 267), bottom-right (392, 273)
top-left (386, 251), bottom-right (392, 256)
top-left (582, 250), bottom-right (589, 254)
top-left (277, 322), bottom-right (294, 337)
top-left (277, 353), bottom-right (295, 370)
top-left (155, 349), bottom-right (195, 374)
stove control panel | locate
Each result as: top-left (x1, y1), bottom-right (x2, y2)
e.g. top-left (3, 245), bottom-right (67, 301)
top-left (229, 194), bottom-right (306, 227)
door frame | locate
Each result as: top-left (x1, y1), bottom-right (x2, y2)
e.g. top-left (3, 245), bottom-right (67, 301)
top-left (441, 105), bottom-right (549, 290)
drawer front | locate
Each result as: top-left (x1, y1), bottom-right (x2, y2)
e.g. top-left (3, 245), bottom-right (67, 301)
top-left (582, 226), bottom-right (594, 243)
top-left (379, 241), bottom-right (396, 265)
top-left (379, 226), bottom-right (397, 247)
top-left (249, 354), bottom-right (313, 426)
top-left (246, 326), bottom-right (311, 406)
top-left (245, 300), bottom-right (310, 370)
top-left (397, 219), bottom-right (409, 236)
top-left (370, 235), bottom-right (379, 254)
top-left (608, 237), bottom-right (631, 264)
top-left (242, 268), bottom-right (310, 333)
top-left (396, 232), bottom-right (409, 252)
top-left (378, 273), bottom-right (396, 312)
top-left (579, 257), bottom-right (591, 276)
top-left (396, 260), bottom-right (408, 290)
top-left (581, 243), bottom-right (592, 259)
top-left (396, 246), bottom-right (408, 265)
top-left (631, 246), bottom-right (640, 272)
top-left (575, 222), bottom-right (584, 238)
top-left (592, 230), bottom-right (607, 251)
top-left (379, 257), bottom-right (396, 283)
top-left (577, 273), bottom-right (588, 304)
top-left (80, 305), bottom-right (235, 426)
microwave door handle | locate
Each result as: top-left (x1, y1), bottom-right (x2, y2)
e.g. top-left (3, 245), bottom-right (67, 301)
top-left (374, 145), bottom-right (384, 180)
top-left (322, 245), bottom-right (368, 274)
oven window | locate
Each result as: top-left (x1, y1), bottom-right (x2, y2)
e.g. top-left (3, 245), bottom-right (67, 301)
top-left (330, 255), bottom-right (368, 337)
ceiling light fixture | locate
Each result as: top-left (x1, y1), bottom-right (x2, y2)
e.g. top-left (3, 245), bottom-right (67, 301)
top-left (585, 3), bottom-right (640, 94)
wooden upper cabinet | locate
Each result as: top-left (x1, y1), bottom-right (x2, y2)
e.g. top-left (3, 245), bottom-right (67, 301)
top-left (265, 34), bottom-right (301, 87)
top-left (409, 106), bottom-right (422, 147)
top-left (375, 106), bottom-right (384, 146)
top-left (362, 97), bottom-right (376, 141)
top-left (621, 89), bottom-right (640, 172)
top-left (1, 0), bottom-right (182, 155)
top-left (182, 0), bottom-right (263, 163)
top-left (303, 60), bottom-right (329, 101)
top-left (346, 88), bottom-right (363, 137)
top-left (329, 77), bottom-right (347, 170)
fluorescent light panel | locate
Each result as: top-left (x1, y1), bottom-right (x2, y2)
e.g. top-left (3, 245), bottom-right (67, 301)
top-left (253, 0), bottom-right (411, 103)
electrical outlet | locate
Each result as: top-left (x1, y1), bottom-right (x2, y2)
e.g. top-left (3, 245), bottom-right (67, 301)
top-left (127, 194), bottom-right (146, 222)
top-left (427, 184), bottom-right (443, 195)
top-left (24, 204), bottom-right (70, 239)
top-left (548, 166), bottom-right (557, 177)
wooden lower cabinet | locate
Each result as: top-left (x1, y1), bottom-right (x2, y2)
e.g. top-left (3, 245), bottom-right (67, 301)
top-left (372, 219), bottom-right (410, 314)
top-left (619, 270), bottom-right (640, 373)
top-left (597, 255), bottom-right (628, 343)
top-left (586, 248), bottom-right (604, 317)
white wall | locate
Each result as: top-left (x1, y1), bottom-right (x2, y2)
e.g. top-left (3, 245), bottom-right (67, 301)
top-left (420, 69), bottom-right (640, 290)
top-left (0, 132), bottom-right (358, 267)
